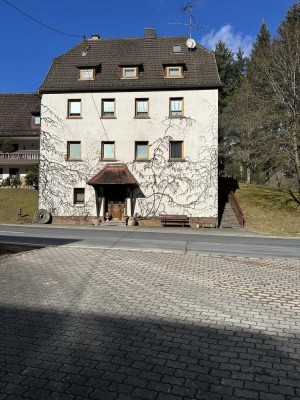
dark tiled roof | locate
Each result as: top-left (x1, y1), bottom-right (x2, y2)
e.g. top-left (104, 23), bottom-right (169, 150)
top-left (88, 164), bottom-right (138, 185)
top-left (0, 93), bottom-right (40, 137)
top-left (40, 36), bottom-right (221, 93)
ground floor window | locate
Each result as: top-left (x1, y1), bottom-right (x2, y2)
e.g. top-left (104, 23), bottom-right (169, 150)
top-left (169, 141), bottom-right (183, 160)
top-left (74, 188), bottom-right (85, 204)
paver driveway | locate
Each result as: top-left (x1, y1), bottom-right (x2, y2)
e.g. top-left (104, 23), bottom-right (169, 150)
top-left (0, 246), bottom-right (299, 400)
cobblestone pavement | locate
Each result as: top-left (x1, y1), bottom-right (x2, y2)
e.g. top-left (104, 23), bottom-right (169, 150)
top-left (0, 247), bottom-right (299, 400)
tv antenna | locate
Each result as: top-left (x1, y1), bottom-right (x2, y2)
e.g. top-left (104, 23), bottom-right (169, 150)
top-left (167, 0), bottom-right (208, 39)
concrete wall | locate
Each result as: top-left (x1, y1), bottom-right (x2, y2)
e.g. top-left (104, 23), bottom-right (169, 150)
top-left (39, 89), bottom-right (218, 219)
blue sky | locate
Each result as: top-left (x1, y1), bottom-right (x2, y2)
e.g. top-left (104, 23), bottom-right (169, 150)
top-left (0, 0), bottom-right (296, 93)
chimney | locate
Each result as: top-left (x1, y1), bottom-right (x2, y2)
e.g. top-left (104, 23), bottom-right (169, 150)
top-left (91, 34), bottom-right (100, 40)
top-left (144, 28), bottom-right (156, 39)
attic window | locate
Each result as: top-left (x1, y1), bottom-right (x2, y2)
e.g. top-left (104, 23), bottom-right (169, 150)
top-left (122, 67), bottom-right (138, 79)
top-left (79, 69), bottom-right (95, 80)
top-left (165, 66), bottom-right (183, 78)
top-left (32, 113), bottom-right (41, 126)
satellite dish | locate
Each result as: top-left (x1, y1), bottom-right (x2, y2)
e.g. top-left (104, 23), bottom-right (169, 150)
top-left (186, 38), bottom-right (196, 49)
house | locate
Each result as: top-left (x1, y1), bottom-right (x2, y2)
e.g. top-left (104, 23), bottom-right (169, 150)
top-left (0, 94), bottom-right (40, 184)
top-left (38, 29), bottom-right (221, 225)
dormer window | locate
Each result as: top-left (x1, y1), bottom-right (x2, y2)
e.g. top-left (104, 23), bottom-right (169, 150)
top-left (122, 67), bottom-right (138, 79)
top-left (32, 113), bottom-right (41, 126)
top-left (79, 69), bottom-right (95, 80)
top-left (165, 66), bottom-right (183, 78)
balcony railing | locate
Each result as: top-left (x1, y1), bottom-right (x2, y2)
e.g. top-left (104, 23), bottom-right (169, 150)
top-left (0, 151), bottom-right (39, 164)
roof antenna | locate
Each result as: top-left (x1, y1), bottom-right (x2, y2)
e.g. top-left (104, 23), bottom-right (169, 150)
top-left (167, 0), bottom-right (208, 49)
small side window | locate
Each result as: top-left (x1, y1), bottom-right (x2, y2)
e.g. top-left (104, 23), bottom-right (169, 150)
top-left (74, 188), bottom-right (85, 204)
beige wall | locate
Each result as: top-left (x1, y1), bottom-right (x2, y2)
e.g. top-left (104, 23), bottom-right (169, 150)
top-left (40, 89), bottom-right (218, 219)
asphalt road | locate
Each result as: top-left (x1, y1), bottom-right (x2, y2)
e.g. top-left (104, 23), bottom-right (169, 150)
top-left (0, 224), bottom-right (299, 259)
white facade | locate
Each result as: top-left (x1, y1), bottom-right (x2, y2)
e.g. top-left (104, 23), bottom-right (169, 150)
top-left (40, 88), bottom-right (218, 220)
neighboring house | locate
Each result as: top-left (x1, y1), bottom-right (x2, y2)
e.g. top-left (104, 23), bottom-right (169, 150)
top-left (39, 29), bottom-right (221, 224)
top-left (0, 93), bottom-right (40, 182)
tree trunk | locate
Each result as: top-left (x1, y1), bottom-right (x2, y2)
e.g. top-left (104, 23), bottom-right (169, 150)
top-left (246, 167), bottom-right (251, 185)
top-left (292, 127), bottom-right (300, 195)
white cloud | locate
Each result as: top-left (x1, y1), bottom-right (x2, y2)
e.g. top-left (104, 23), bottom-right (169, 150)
top-left (200, 24), bottom-right (254, 56)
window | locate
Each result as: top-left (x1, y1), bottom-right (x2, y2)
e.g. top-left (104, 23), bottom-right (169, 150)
top-left (165, 66), bottom-right (183, 78)
top-left (122, 67), bottom-right (138, 79)
top-left (135, 99), bottom-right (149, 117)
top-left (9, 168), bottom-right (19, 177)
top-left (135, 142), bottom-right (149, 160)
top-left (67, 142), bottom-right (81, 160)
top-left (68, 99), bottom-right (81, 117)
top-left (74, 188), bottom-right (85, 204)
top-left (79, 69), bottom-right (95, 80)
top-left (170, 141), bottom-right (183, 160)
top-left (170, 98), bottom-right (183, 117)
top-left (101, 141), bottom-right (115, 160)
top-left (32, 113), bottom-right (41, 126)
top-left (102, 99), bottom-right (115, 117)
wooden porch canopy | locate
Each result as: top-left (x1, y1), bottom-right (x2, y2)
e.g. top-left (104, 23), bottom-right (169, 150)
top-left (88, 164), bottom-right (138, 186)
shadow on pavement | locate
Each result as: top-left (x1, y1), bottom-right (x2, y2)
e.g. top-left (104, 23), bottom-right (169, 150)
top-left (0, 307), bottom-right (298, 399)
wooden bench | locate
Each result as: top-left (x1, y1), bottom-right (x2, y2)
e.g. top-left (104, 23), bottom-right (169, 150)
top-left (159, 214), bottom-right (189, 227)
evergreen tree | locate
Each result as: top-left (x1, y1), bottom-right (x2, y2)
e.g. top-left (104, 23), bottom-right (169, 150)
top-left (267, 2), bottom-right (300, 196)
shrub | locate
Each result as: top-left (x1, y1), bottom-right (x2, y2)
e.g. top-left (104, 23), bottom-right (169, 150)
top-left (10, 174), bottom-right (21, 188)
top-left (25, 170), bottom-right (39, 187)
top-left (2, 177), bottom-right (10, 187)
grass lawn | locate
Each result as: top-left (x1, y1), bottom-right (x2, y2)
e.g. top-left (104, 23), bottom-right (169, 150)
top-left (235, 183), bottom-right (300, 237)
top-left (0, 188), bottom-right (38, 224)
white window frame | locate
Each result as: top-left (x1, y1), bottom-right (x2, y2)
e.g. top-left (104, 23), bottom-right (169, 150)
top-left (165, 66), bottom-right (183, 78)
top-left (122, 67), bottom-right (138, 79)
top-left (79, 69), bottom-right (95, 80)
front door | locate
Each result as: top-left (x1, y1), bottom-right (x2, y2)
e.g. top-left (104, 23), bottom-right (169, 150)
top-left (107, 201), bottom-right (124, 220)
top-left (104, 185), bottom-right (127, 220)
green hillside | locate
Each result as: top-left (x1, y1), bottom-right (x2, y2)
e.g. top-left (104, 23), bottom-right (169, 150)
top-left (235, 184), bottom-right (300, 237)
